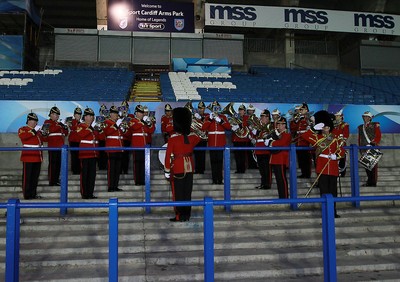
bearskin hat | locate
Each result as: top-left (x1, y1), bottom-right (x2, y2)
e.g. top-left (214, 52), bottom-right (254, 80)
top-left (173, 107), bottom-right (192, 135)
top-left (49, 106), bottom-right (60, 116)
top-left (314, 110), bottom-right (334, 132)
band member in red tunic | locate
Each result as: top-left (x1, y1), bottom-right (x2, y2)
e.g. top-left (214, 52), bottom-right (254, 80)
top-left (202, 101), bottom-right (231, 184)
top-left (164, 107), bottom-right (201, 222)
top-left (68, 107), bottom-right (82, 175)
top-left (76, 108), bottom-right (104, 199)
top-left (103, 106), bottom-right (125, 192)
top-left (193, 101), bottom-right (208, 174)
top-left (18, 112), bottom-right (45, 199)
top-left (143, 106), bottom-right (156, 146)
top-left (358, 111), bottom-right (382, 187)
top-left (231, 104), bottom-right (250, 174)
top-left (246, 104), bottom-right (258, 169)
top-left (301, 111), bottom-right (346, 218)
top-left (332, 109), bottom-right (350, 177)
top-left (43, 106), bottom-right (69, 186)
top-left (161, 103), bottom-right (174, 143)
top-left (269, 117), bottom-right (292, 199)
top-left (251, 109), bottom-right (273, 190)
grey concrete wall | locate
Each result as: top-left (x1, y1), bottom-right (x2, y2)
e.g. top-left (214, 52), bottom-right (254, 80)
top-left (1, 133), bottom-right (399, 170)
top-left (294, 54), bottom-right (339, 70)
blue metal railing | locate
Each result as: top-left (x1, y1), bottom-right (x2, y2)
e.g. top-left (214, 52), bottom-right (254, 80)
top-left (3, 194), bottom-right (400, 282)
top-left (1, 144), bottom-right (399, 215)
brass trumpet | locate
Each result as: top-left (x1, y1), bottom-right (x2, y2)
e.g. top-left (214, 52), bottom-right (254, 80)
top-left (185, 101), bottom-right (207, 140)
top-left (221, 102), bottom-right (249, 138)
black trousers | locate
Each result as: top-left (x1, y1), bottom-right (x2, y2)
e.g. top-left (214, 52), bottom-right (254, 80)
top-left (339, 155), bottom-right (347, 177)
top-left (256, 154), bottom-right (271, 188)
top-left (69, 141), bottom-right (80, 175)
top-left (233, 141), bottom-right (247, 173)
top-left (246, 141), bottom-right (258, 169)
top-left (121, 140), bottom-right (131, 174)
top-left (80, 158), bottom-right (97, 198)
top-left (133, 150), bottom-right (145, 185)
top-left (271, 164), bottom-right (289, 199)
top-left (318, 174), bottom-right (338, 214)
top-left (365, 165), bottom-right (378, 186)
top-left (194, 140), bottom-right (207, 174)
top-left (171, 173), bottom-right (194, 221)
top-left (297, 148), bottom-right (312, 177)
top-left (22, 162), bottom-right (41, 199)
top-left (48, 150), bottom-right (61, 185)
top-left (107, 152), bottom-right (122, 190)
top-left (210, 149), bottom-right (223, 184)
top-left (97, 140), bottom-right (107, 170)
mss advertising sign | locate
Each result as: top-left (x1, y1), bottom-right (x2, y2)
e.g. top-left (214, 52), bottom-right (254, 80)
top-left (107, 0), bottom-right (194, 32)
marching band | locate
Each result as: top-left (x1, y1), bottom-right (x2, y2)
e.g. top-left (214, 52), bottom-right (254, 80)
top-left (18, 101), bottom-right (381, 211)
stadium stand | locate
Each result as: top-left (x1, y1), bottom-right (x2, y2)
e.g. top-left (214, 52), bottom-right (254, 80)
top-left (160, 67), bottom-right (400, 105)
top-left (0, 68), bottom-right (134, 101)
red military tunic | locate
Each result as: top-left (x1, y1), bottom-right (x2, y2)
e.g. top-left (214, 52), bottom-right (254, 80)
top-left (231, 115), bottom-right (250, 143)
top-left (270, 131), bottom-right (292, 166)
top-left (253, 124), bottom-right (273, 156)
top-left (291, 116), bottom-right (311, 146)
top-left (301, 130), bottom-right (345, 176)
top-left (202, 114), bottom-right (231, 147)
top-left (145, 121), bottom-right (155, 145)
top-left (76, 123), bottom-right (103, 159)
top-left (164, 133), bottom-right (201, 174)
top-left (161, 115), bottom-right (174, 139)
top-left (332, 121), bottom-right (350, 142)
top-left (103, 118), bottom-right (124, 152)
top-left (18, 126), bottom-right (44, 162)
top-left (128, 117), bottom-right (151, 147)
top-left (68, 118), bottom-right (81, 143)
top-left (44, 119), bottom-right (68, 147)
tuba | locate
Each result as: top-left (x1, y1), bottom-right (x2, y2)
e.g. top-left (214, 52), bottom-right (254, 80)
top-left (221, 102), bottom-right (249, 138)
top-left (248, 114), bottom-right (274, 138)
top-left (185, 101), bottom-right (207, 140)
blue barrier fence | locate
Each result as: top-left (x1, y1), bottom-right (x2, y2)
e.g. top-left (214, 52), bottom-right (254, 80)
top-left (1, 144), bottom-right (399, 216)
top-left (1, 144), bottom-right (400, 281)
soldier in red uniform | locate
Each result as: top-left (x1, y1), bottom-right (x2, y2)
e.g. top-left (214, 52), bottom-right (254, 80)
top-left (332, 109), bottom-right (350, 177)
top-left (269, 117), bottom-right (292, 199)
top-left (246, 104), bottom-right (258, 169)
top-left (121, 104), bottom-right (133, 174)
top-left (103, 106), bottom-right (125, 192)
top-left (193, 101), bottom-right (208, 174)
top-left (143, 106), bottom-right (155, 146)
top-left (301, 111), bottom-right (346, 218)
top-left (18, 112), bottom-right (44, 200)
top-left (68, 107), bottom-right (82, 175)
top-left (76, 108), bottom-right (104, 199)
top-left (43, 106), bottom-right (69, 186)
top-left (164, 107), bottom-right (201, 222)
top-left (271, 109), bottom-right (281, 129)
top-left (161, 103), bottom-right (174, 143)
top-left (251, 109), bottom-right (273, 190)
top-left (291, 103), bottom-right (313, 178)
top-left (231, 104), bottom-right (250, 174)
top-left (127, 105), bottom-right (152, 185)
top-left (202, 101), bottom-right (231, 184)
top-left (358, 111), bottom-right (382, 187)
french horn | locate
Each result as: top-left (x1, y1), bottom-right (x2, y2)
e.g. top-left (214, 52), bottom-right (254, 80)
top-left (221, 102), bottom-right (249, 138)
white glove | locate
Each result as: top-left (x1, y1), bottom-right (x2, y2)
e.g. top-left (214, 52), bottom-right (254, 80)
top-left (164, 172), bottom-right (170, 179)
top-left (116, 119), bottom-right (123, 126)
top-left (232, 124), bottom-right (239, 131)
top-left (264, 138), bottom-right (272, 147)
top-left (215, 116), bottom-right (222, 123)
top-left (91, 121), bottom-right (96, 128)
top-left (143, 116), bottom-right (149, 122)
top-left (252, 129), bottom-right (257, 135)
top-left (194, 113), bottom-right (201, 119)
top-left (34, 125), bottom-right (41, 131)
top-left (329, 154), bottom-right (337, 160)
top-left (209, 113), bottom-right (214, 120)
top-left (313, 123), bottom-right (324, 130)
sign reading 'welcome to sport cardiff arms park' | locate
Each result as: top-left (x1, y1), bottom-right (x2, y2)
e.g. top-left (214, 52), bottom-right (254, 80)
top-left (107, 0), bottom-right (194, 33)
top-left (205, 4), bottom-right (400, 36)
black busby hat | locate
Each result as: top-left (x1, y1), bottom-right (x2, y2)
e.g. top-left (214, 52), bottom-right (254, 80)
top-left (165, 104), bottom-right (173, 111)
top-left (109, 105), bottom-right (119, 114)
top-left (173, 107), bottom-right (192, 135)
top-left (26, 112), bottom-right (39, 124)
top-left (83, 107), bottom-right (95, 117)
top-left (73, 107), bottom-right (82, 115)
top-left (314, 110), bottom-right (334, 132)
top-left (135, 105), bottom-right (145, 113)
top-left (49, 106), bottom-right (60, 116)
top-left (198, 101), bottom-right (206, 109)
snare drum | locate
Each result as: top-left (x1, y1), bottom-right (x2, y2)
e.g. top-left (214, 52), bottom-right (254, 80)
top-left (359, 148), bottom-right (383, 171)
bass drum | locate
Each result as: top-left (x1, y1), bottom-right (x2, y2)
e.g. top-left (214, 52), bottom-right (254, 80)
top-left (158, 143), bottom-right (168, 168)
